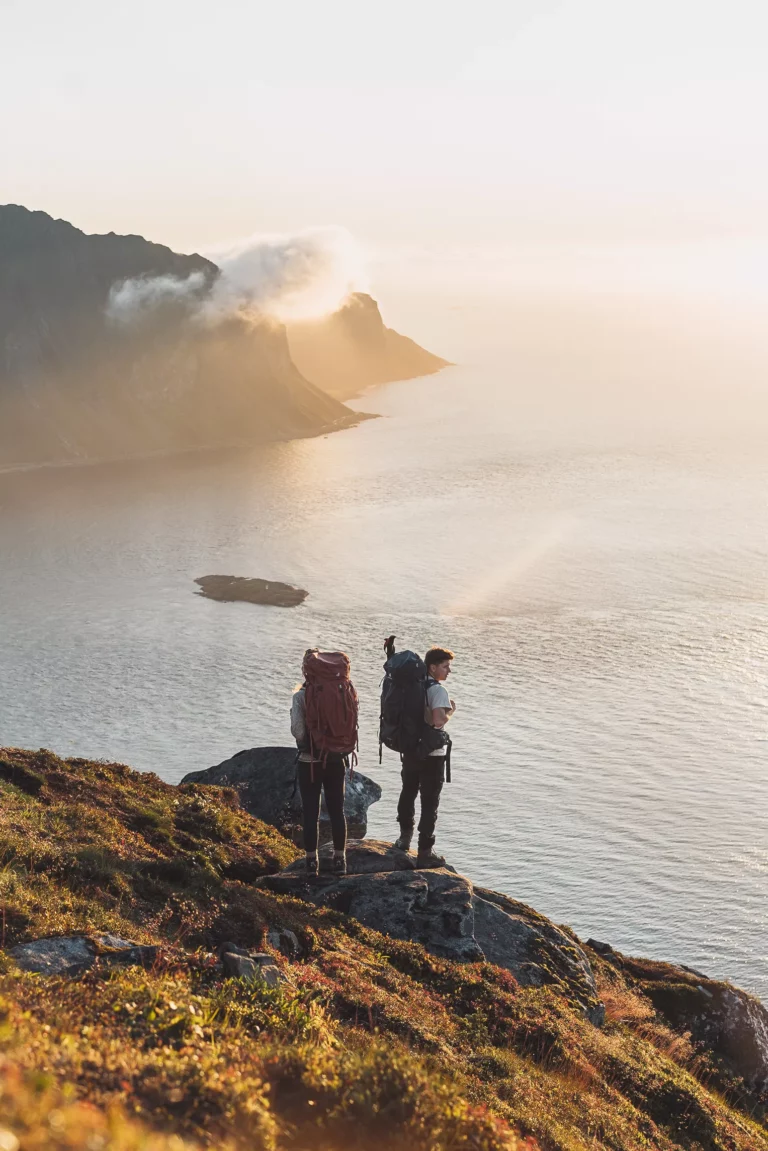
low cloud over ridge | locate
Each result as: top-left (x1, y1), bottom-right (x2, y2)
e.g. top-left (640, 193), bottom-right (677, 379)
top-left (106, 226), bottom-right (368, 326)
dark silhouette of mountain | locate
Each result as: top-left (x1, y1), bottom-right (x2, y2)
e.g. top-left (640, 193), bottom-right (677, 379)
top-left (287, 292), bottom-right (450, 399)
top-left (0, 205), bottom-right (359, 468)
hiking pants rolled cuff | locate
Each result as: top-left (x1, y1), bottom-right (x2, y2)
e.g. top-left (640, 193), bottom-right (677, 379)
top-left (397, 755), bottom-right (445, 853)
top-left (298, 761), bottom-right (347, 854)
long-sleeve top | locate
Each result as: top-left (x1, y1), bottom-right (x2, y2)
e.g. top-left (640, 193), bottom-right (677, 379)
top-left (290, 686), bottom-right (312, 762)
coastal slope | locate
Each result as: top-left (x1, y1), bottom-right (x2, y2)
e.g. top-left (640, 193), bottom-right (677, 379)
top-left (288, 291), bottom-right (450, 399)
top-left (0, 205), bottom-right (358, 468)
top-left (0, 746), bottom-right (766, 1151)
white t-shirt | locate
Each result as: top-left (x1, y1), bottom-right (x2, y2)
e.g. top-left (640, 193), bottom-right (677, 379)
top-left (425, 680), bottom-right (452, 756)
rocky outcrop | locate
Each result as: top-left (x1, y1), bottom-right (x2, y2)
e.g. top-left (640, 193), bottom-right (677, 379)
top-left (179, 747), bottom-right (381, 843)
top-left (0, 205), bottom-right (359, 468)
top-left (218, 942), bottom-right (286, 987)
top-left (474, 887), bottom-right (602, 1021)
top-left (288, 292), bottom-right (450, 399)
top-left (257, 840), bottom-right (603, 1022)
top-left (194, 575), bottom-right (308, 608)
top-left (589, 939), bottom-right (768, 1100)
top-left (9, 934), bottom-right (158, 976)
top-left (261, 840), bottom-right (482, 963)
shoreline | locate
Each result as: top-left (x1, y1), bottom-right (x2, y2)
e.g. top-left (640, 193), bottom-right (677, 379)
top-left (0, 409), bottom-right (377, 479)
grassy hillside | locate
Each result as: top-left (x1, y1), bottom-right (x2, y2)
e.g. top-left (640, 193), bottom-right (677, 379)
top-left (0, 747), bottom-right (766, 1151)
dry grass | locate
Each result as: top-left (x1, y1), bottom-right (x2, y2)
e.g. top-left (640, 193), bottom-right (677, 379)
top-left (0, 747), bottom-right (766, 1151)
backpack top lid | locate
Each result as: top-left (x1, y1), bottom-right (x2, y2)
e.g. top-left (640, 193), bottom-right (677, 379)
top-left (383, 649), bottom-right (426, 680)
top-left (303, 650), bottom-right (351, 682)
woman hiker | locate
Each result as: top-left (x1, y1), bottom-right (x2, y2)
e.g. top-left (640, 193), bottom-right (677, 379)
top-left (290, 648), bottom-right (359, 876)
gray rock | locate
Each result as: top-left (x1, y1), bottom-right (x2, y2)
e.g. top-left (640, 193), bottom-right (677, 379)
top-left (180, 746), bottom-right (381, 843)
top-left (258, 963), bottom-right (284, 988)
top-left (596, 946), bottom-right (768, 1097)
top-left (8, 935), bottom-right (158, 976)
top-left (257, 840), bottom-right (604, 1020)
top-left (718, 987), bottom-right (768, 1093)
top-left (474, 889), bottom-right (603, 1024)
top-left (263, 867), bottom-right (482, 962)
top-left (267, 927), bottom-right (300, 957)
top-left (259, 840), bottom-right (481, 963)
top-left (220, 948), bottom-right (286, 986)
top-left (221, 952), bottom-right (260, 980)
top-left (10, 937), bottom-right (96, 976)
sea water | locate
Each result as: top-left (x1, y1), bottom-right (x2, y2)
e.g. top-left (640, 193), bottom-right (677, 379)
top-left (1, 290), bottom-right (767, 996)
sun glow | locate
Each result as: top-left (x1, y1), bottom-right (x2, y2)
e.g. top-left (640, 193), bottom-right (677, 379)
top-left (445, 518), bottom-right (577, 616)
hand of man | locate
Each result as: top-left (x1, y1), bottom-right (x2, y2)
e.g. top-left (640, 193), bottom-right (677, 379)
top-left (449, 700), bottom-right (456, 713)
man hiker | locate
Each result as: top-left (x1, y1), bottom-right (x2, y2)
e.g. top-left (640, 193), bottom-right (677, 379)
top-left (290, 648), bottom-right (359, 876)
top-left (394, 646), bottom-right (456, 868)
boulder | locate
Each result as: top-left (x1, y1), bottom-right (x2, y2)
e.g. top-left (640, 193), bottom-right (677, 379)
top-left (267, 927), bottom-right (300, 957)
top-left (257, 840), bottom-right (603, 1021)
top-left (589, 942), bottom-right (768, 1096)
top-left (259, 842), bottom-right (481, 963)
top-left (10, 936), bottom-right (95, 976)
top-left (8, 934), bottom-right (159, 976)
top-left (218, 942), bottom-right (287, 986)
top-left (180, 747), bottom-right (381, 843)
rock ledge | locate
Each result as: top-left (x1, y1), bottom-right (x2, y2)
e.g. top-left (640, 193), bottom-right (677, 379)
top-left (257, 839), bottom-right (604, 1024)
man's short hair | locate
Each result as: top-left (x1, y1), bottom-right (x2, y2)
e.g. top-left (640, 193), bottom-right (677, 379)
top-left (425, 647), bottom-right (454, 670)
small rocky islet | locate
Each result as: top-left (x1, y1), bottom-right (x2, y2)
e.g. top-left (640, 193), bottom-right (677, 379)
top-left (194, 574), bottom-right (308, 608)
top-left (0, 744), bottom-right (767, 1151)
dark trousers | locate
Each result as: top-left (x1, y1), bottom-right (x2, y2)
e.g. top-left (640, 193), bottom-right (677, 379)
top-left (298, 760), bottom-right (347, 853)
top-left (396, 754), bottom-right (446, 850)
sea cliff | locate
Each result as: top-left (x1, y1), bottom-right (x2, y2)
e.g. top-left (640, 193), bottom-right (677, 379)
top-left (0, 745), bottom-right (766, 1151)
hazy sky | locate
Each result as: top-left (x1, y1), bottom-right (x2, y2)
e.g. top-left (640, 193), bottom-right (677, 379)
top-left (2, 0), bottom-right (768, 264)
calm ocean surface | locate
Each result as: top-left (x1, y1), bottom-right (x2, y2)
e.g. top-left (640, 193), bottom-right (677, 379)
top-left (1, 293), bottom-right (767, 997)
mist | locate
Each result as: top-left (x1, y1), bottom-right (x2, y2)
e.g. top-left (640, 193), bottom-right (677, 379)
top-left (106, 225), bottom-right (368, 327)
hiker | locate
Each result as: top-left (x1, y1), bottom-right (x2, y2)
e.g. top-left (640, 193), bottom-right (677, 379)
top-left (380, 643), bottom-right (455, 868)
top-left (290, 648), bottom-right (358, 876)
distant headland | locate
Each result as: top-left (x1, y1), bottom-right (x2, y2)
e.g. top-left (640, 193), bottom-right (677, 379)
top-left (0, 205), bottom-right (448, 470)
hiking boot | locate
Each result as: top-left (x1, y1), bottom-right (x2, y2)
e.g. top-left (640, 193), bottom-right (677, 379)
top-left (416, 849), bottom-right (446, 869)
top-left (394, 828), bottom-right (413, 852)
top-left (305, 855), bottom-right (319, 876)
top-left (331, 853), bottom-right (347, 875)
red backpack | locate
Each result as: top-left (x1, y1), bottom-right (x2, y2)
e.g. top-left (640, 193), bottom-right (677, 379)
top-left (303, 650), bottom-right (359, 767)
